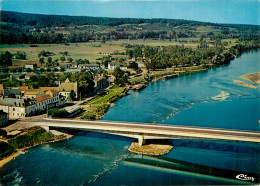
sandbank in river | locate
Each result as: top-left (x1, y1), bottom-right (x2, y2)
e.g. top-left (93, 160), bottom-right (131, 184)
top-left (234, 72), bottom-right (260, 89)
top-left (128, 139), bottom-right (173, 155)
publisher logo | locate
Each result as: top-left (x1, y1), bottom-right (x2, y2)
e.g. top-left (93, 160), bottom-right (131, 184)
top-left (236, 174), bottom-right (255, 182)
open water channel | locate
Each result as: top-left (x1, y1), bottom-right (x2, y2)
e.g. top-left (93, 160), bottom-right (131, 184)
top-left (0, 50), bottom-right (260, 185)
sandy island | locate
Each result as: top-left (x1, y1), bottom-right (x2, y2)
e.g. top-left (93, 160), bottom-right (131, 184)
top-left (241, 72), bottom-right (260, 84)
top-left (233, 80), bottom-right (257, 89)
top-left (234, 72), bottom-right (260, 89)
top-left (128, 139), bottom-right (173, 155)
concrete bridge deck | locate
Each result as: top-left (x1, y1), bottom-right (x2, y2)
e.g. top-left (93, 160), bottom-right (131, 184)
top-left (30, 118), bottom-right (260, 144)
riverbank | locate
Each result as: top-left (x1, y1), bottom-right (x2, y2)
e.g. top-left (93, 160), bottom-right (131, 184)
top-left (79, 85), bottom-right (129, 120)
top-left (0, 127), bottom-right (72, 168)
top-left (78, 49), bottom-right (260, 121)
top-left (78, 66), bottom-right (209, 120)
top-left (128, 66), bottom-right (208, 85)
top-left (0, 151), bottom-right (20, 168)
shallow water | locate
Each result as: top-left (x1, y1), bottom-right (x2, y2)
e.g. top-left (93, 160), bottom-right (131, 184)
top-left (0, 50), bottom-right (260, 185)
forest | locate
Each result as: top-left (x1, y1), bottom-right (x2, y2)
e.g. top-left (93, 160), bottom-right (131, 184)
top-left (124, 39), bottom-right (260, 71)
top-left (0, 11), bottom-right (259, 44)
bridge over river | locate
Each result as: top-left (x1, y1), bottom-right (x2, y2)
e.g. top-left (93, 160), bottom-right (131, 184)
top-left (25, 118), bottom-right (260, 146)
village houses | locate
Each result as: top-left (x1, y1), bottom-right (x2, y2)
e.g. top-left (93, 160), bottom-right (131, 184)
top-left (0, 77), bottom-right (78, 119)
top-left (0, 89), bottom-right (65, 119)
top-left (0, 73), bottom-right (110, 119)
top-left (108, 62), bottom-right (128, 70)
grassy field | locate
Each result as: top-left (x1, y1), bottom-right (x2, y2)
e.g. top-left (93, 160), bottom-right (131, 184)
top-left (128, 75), bottom-right (146, 85)
top-left (113, 38), bottom-right (202, 48)
top-left (0, 42), bottom-right (126, 67)
top-left (80, 85), bottom-right (128, 120)
top-left (0, 38), bottom-right (238, 68)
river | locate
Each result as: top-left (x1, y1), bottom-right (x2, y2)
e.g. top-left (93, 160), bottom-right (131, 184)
top-left (0, 50), bottom-right (260, 185)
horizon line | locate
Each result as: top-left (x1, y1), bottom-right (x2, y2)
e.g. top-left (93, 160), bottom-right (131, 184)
top-left (2, 10), bottom-right (260, 27)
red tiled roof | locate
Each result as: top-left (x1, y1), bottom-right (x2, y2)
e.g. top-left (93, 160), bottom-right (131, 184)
top-left (33, 95), bottom-right (52, 103)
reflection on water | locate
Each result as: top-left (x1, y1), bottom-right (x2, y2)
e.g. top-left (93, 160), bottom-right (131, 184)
top-left (123, 155), bottom-right (256, 185)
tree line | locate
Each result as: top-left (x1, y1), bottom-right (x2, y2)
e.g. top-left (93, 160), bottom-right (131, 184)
top-left (125, 39), bottom-right (260, 71)
top-left (1, 11), bottom-right (223, 28)
top-left (1, 11), bottom-right (259, 44)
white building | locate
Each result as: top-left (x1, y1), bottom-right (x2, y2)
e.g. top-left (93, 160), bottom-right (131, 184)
top-left (0, 90), bottom-right (65, 119)
top-left (108, 62), bottom-right (128, 70)
top-left (25, 64), bottom-right (37, 69)
top-left (58, 78), bottom-right (78, 99)
top-left (0, 98), bottom-right (28, 119)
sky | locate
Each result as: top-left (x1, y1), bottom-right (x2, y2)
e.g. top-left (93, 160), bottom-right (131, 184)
top-left (0, 0), bottom-right (259, 25)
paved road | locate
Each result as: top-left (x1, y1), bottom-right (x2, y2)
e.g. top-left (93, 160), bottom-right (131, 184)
top-left (27, 118), bottom-right (260, 143)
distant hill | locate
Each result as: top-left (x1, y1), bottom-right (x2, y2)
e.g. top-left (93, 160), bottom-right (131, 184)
top-left (1, 11), bottom-right (211, 27)
top-left (1, 11), bottom-right (259, 28)
top-left (0, 11), bottom-right (259, 44)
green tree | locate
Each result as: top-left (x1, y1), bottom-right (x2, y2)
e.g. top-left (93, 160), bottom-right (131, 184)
top-left (47, 57), bottom-right (52, 63)
top-left (48, 108), bottom-right (69, 118)
top-left (67, 57), bottom-right (73, 63)
top-left (10, 68), bottom-right (18, 73)
top-left (118, 58), bottom-right (124, 63)
top-left (25, 68), bottom-right (33, 73)
top-left (0, 51), bottom-right (12, 67)
top-left (53, 59), bottom-right (59, 66)
top-left (128, 62), bottom-right (138, 70)
top-left (39, 68), bottom-right (45, 73)
top-left (4, 78), bottom-right (21, 87)
top-left (30, 75), bottom-right (38, 82)
top-left (112, 67), bottom-right (127, 85)
top-left (0, 129), bottom-right (7, 137)
top-left (14, 52), bottom-right (26, 60)
top-left (39, 57), bottom-right (45, 67)
top-left (19, 74), bottom-right (25, 79)
top-left (53, 68), bottom-right (59, 72)
top-left (127, 50), bottom-right (134, 59)
top-left (68, 90), bottom-right (76, 101)
top-left (101, 35), bottom-right (106, 43)
top-left (60, 56), bottom-right (66, 62)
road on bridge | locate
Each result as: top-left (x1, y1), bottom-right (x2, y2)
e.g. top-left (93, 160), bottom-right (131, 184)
top-left (27, 118), bottom-right (260, 143)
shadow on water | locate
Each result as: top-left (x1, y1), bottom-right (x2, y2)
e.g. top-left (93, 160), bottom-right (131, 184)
top-left (173, 139), bottom-right (260, 153)
top-left (125, 154), bottom-right (259, 185)
top-left (51, 132), bottom-right (259, 185)
top-left (123, 139), bottom-right (260, 185)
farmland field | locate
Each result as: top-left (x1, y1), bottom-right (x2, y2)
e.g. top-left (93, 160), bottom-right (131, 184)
top-left (0, 38), bottom-right (238, 68)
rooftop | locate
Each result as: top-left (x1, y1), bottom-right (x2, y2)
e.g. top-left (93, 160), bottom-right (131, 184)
top-left (0, 98), bottom-right (25, 107)
top-left (33, 95), bottom-right (52, 103)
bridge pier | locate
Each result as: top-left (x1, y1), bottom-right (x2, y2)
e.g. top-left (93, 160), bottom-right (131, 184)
top-left (41, 126), bottom-right (49, 132)
top-left (138, 135), bottom-right (146, 146)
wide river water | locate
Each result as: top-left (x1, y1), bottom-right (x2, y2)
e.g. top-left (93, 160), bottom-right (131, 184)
top-left (1, 50), bottom-right (260, 185)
